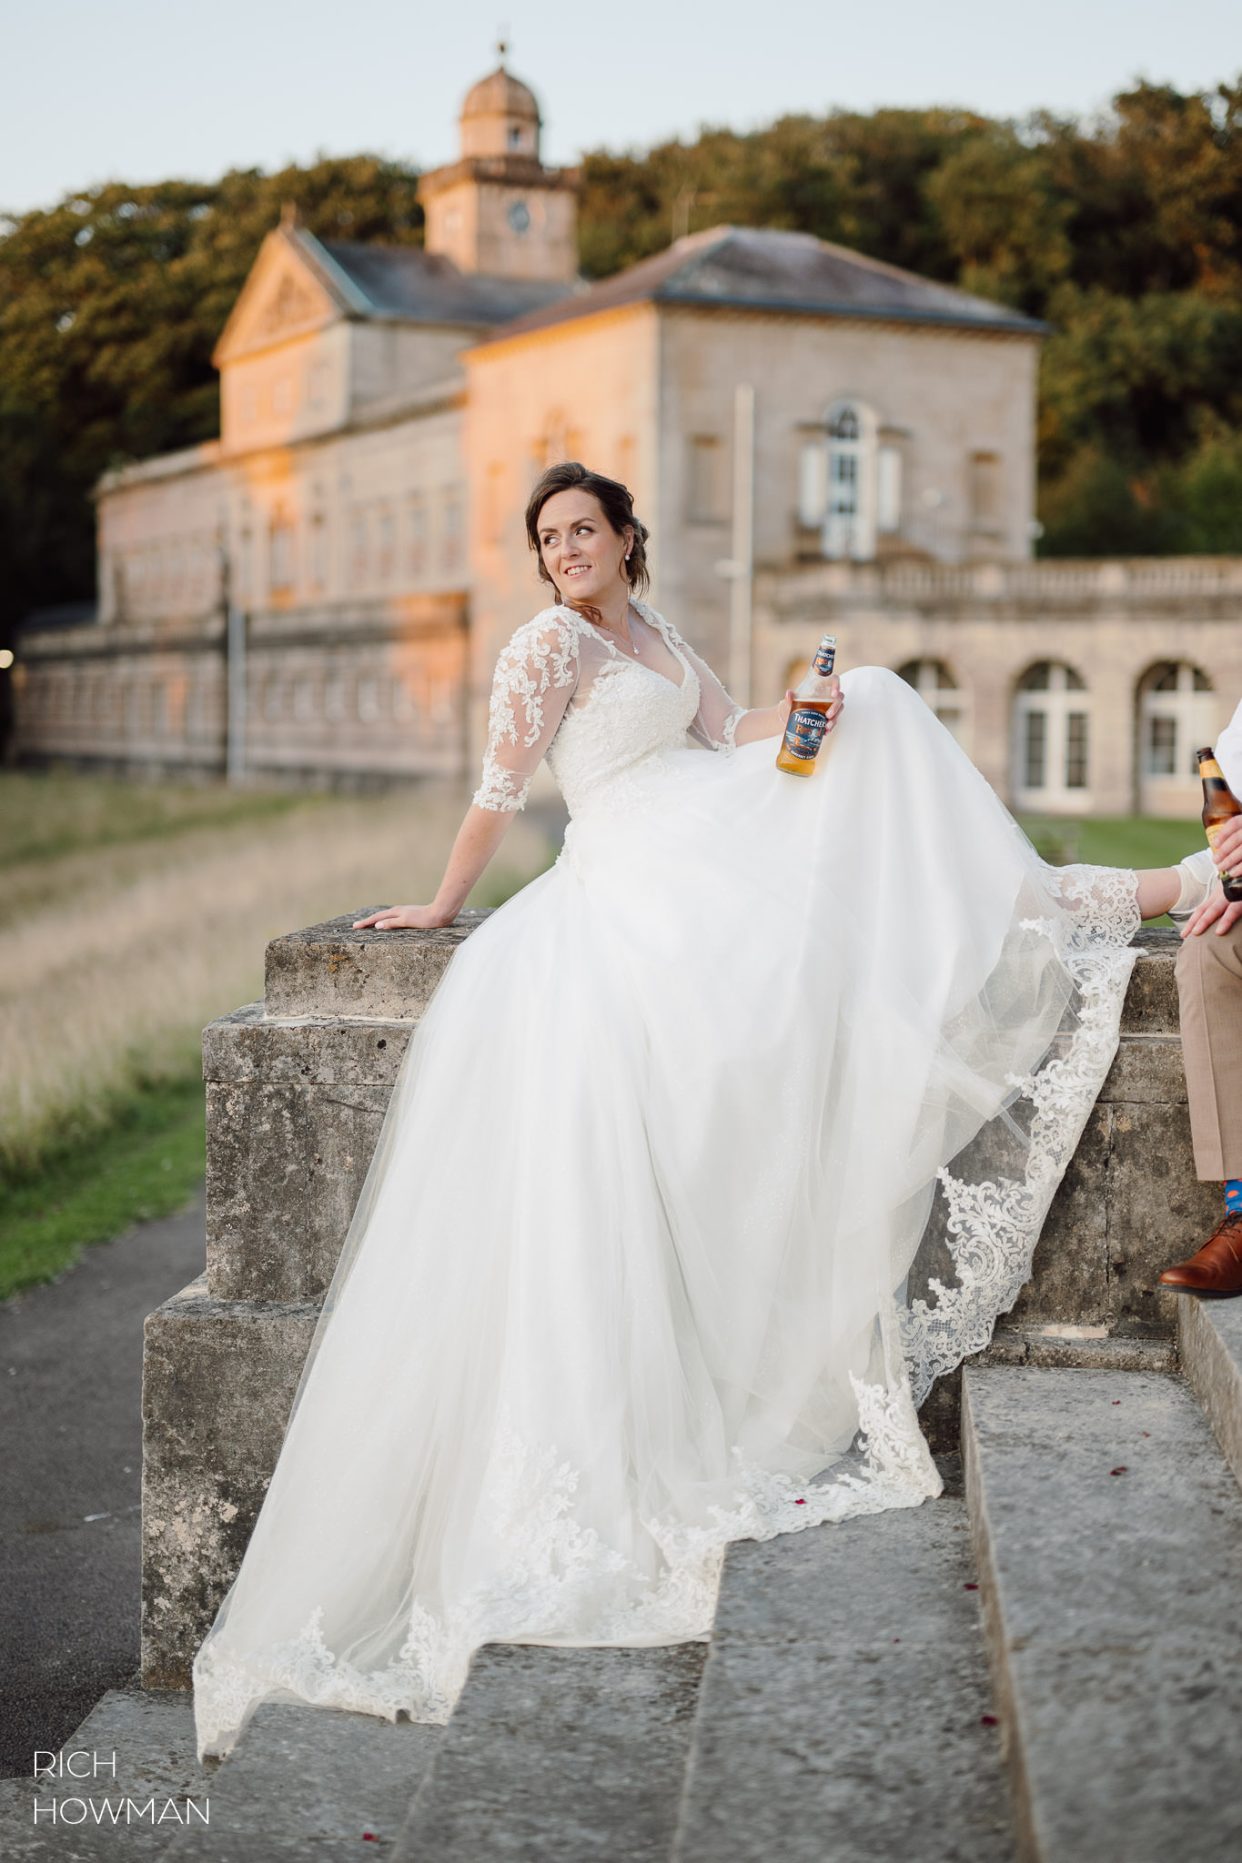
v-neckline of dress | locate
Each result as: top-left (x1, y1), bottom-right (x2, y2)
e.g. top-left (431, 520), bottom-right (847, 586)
top-left (581, 601), bottom-right (692, 696)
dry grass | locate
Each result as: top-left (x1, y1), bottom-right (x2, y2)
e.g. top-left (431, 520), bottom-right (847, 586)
top-left (0, 773), bottom-right (555, 1177)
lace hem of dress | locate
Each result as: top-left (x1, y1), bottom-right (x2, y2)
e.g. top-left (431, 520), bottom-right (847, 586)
top-left (193, 1372), bottom-right (940, 1758)
top-left (194, 861), bottom-right (1142, 1759)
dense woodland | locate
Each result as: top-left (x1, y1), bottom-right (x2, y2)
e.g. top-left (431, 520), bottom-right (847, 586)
top-left (2, 77), bottom-right (1241, 651)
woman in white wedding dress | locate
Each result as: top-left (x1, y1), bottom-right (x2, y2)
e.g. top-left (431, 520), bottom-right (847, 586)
top-left (192, 462), bottom-right (1180, 1763)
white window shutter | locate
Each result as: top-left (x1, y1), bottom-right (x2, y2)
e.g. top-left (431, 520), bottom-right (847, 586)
top-left (798, 442), bottom-right (828, 527)
top-left (877, 446), bottom-right (902, 533)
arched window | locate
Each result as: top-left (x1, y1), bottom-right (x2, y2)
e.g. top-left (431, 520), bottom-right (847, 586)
top-left (1012, 662), bottom-right (1090, 813)
top-left (898, 659), bottom-right (969, 750)
top-left (797, 399), bottom-right (877, 560)
top-left (1137, 662), bottom-right (1215, 816)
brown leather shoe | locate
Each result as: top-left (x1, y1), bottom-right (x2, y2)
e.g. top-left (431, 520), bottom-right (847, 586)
top-left (1159, 1212), bottom-right (1242, 1296)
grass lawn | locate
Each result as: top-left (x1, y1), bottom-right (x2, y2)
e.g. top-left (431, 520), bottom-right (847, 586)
top-left (1, 769), bottom-right (556, 1299)
top-left (0, 1075), bottom-right (205, 1301)
top-left (1018, 813), bottom-right (1199, 873)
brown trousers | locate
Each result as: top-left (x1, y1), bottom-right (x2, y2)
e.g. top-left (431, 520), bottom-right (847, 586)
top-left (1175, 917), bottom-right (1242, 1180)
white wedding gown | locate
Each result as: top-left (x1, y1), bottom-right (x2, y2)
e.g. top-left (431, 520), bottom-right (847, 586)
top-left (192, 595), bottom-right (1141, 1761)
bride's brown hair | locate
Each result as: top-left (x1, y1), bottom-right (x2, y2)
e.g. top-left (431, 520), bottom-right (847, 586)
top-left (525, 461), bottom-right (652, 625)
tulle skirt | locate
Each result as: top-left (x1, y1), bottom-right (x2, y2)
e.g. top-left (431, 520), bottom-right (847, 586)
top-left (192, 667), bottom-right (1141, 1760)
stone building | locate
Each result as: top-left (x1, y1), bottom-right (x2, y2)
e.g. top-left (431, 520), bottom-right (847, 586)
top-left (13, 56), bottom-right (1242, 816)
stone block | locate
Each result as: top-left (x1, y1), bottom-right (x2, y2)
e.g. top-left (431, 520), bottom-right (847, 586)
top-left (263, 909), bottom-right (492, 1021)
top-left (204, 1006), bottom-right (412, 1301)
top-left (1119, 929), bottom-right (1179, 1035)
top-left (141, 1279), bottom-right (318, 1688)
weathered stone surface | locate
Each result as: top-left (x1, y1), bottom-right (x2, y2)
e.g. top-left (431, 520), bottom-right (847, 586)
top-left (203, 1003), bottom-right (413, 1087)
top-left (141, 1281), bottom-right (317, 1688)
top-left (396, 1643), bottom-right (706, 1863)
top-left (263, 909), bottom-right (492, 1021)
top-left (918, 1324), bottom-right (1178, 1452)
top-left (963, 1364), bottom-right (1242, 1863)
top-left (1119, 929), bottom-right (1179, 1034)
top-left (165, 1700), bottom-right (440, 1861)
top-left (1105, 1098), bottom-right (1216, 1331)
top-left (1098, 1033), bottom-right (1186, 1100)
top-left (204, 1007), bottom-right (413, 1300)
top-left (1178, 1294), bottom-right (1242, 1493)
top-left (673, 1467), bottom-right (1014, 1863)
top-left (0, 1686), bottom-right (207, 1860)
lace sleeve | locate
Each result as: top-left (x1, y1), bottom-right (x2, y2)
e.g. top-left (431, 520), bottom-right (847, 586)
top-left (655, 612), bottom-right (746, 754)
top-left (471, 613), bottom-right (581, 812)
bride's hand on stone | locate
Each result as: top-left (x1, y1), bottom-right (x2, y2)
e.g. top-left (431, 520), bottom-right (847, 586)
top-left (352, 904), bottom-right (458, 932)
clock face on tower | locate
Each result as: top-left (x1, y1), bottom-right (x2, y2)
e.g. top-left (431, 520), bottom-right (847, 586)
top-left (507, 199), bottom-right (531, 234)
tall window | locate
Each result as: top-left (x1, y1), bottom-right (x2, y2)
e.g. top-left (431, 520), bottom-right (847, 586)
top-left (1012, 662), bottom-right (1090, 813)
top-left (898, 659), bottom-right (969, 750)
top-left (1138, 662), bottom-right (1215, 814)
top-left (968, 451), bottom-right (1002, 533)
top-left (797, 400), bottom-right (877, 559)
top-left (268, 512), bottom-right (295, 594)
top-left (309, 514), bottom-right (328, 592)
top-left (441, 487), bottom-right (463, 574)
top-left (377, 504), bottom-right (396, 582)
top-left (349, 508), bottom-right (368, 588)
top-left (407, 495), bottom-right (427, 578)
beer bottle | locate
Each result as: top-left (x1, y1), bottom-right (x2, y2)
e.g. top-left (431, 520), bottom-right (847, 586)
top-left (1196, 746), bottom-right (1242, 904)
top-left (776, 635), bottom-right (838, 777)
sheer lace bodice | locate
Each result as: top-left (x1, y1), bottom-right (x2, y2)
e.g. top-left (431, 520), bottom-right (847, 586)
top-left (471, 598), bottom-right (746, 818)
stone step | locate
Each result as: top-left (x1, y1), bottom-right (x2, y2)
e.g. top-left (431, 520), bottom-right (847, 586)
top-left (672, 1459), bottom-right (1014, 1863)
top-left (139, 1286), bottom-right (1180, 1687)
top-left (0, 1685), bottom-right (205, 1860)
top-left (962, 1363), bottom-right (1242, 1862)
top-left (164, 1701), bottom-right (440, 1860)
top-left (141, 1278), bottom-right (317, 1689)
top-left (918, 1321), bottom-right (1178, 1453)
top-left (1176, 1292), bottom-right (1242, 1491)
top-left (394, 1642), bottom-right (707, 1863)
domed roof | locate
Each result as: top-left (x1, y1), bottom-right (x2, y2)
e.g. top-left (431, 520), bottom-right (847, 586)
top-left (461, 65), bottom-right (541, 123)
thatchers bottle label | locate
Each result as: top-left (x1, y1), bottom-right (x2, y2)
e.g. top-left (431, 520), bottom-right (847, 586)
top-left (776, 635), bottom-right (838, 777)
top-left (1197, 746), bottom-right (1242, 903)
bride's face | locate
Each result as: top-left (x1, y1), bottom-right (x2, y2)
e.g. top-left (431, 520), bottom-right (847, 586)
top-left (537, 490), bottom-right (630, 604)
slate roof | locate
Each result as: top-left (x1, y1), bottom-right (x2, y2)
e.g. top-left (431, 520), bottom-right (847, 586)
top-left (301, 230), bottom-right (573, 328)
top-left (477, 224), bottom-right (1048, 344)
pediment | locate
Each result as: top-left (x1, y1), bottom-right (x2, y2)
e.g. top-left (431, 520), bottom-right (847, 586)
top-left (213, 230), bottom-right (343, 366)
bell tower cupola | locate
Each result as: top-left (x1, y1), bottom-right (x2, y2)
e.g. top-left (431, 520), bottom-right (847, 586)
top-left (417, 44), bottom-right (580, 283)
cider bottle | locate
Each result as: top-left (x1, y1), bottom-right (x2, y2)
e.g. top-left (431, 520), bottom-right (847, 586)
top-left (776, 635), bottom-right (838, 777)
top-left (1196, 746), bottom-right (1242, 903)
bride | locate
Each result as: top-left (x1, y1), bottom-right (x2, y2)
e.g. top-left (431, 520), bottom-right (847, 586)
top-left (192, 461), bottom-right (1180, 1762)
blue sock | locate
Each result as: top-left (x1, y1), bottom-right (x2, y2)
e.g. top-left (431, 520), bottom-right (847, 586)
top-left (1226, 1180), bottom-right (1242, 1216)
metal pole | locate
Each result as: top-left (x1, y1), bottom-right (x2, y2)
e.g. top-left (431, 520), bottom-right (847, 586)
top-left (729, 383), bottom-right (755, 705)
